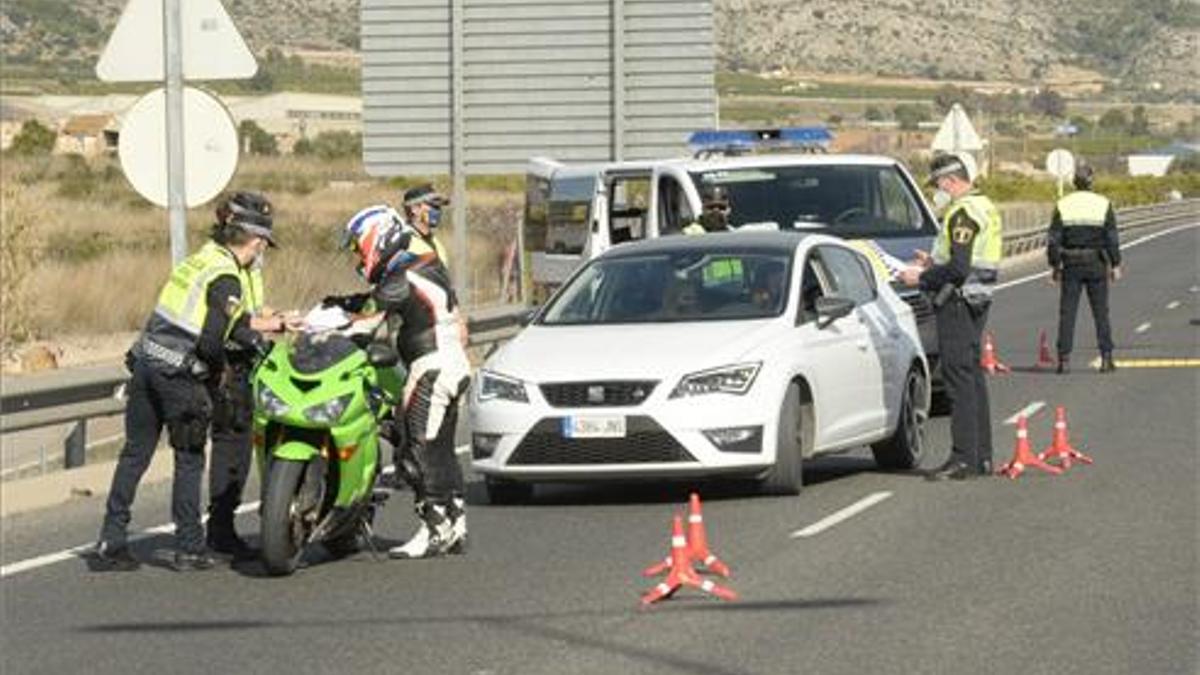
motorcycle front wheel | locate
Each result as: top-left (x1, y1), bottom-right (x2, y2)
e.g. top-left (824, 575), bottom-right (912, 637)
top-left (261, 459), bottom-right (309, 576)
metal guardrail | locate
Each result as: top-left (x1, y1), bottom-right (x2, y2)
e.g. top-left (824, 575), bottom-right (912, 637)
top-left (1002, 199), bottom-right (1198, 256)
top-left (0, 305), bottom-right (530, 472)
top-left (2, 200), bottom-right (1197, 473)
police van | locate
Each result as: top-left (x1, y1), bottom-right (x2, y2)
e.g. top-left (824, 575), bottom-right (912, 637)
top-left (522, 128), bottom-right (942, 368)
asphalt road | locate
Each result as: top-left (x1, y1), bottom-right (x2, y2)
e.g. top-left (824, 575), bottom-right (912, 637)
top-left (2, 222), bottom-right (1196, 675)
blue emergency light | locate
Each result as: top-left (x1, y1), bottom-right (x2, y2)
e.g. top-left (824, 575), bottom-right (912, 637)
top-left (687, 127), bottom-right (834, 157)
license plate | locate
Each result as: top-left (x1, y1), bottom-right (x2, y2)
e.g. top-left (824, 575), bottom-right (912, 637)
top-left (562, 415), bottom-right (626, 439)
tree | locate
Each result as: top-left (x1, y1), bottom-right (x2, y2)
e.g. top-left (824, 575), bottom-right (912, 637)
top-left (893, 104), bottom-right (931, 130)
top-left (1098, 108), bottom-right (1129, 132)
top-left (293, 131), bottom-right (361, 160)
top-left (1130, 105), bottom-right (1151, 135)
top-left (933, 85), bottom-right (970, 114)
top-left (864, 106), bottom-right (885, 122)
top-left (8, 119), bottom-right (56, 156)
top-left (238, 120), bottom-right (278, 156)
top-left (1029, 90), bottom-right (1066, 118)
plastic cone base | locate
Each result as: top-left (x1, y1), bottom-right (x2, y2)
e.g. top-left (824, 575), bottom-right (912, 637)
top-left (981, 332), bottom-right (1012, 375)
top-left (999, 415), bottom-right (1062, 479)
top-left (1037, 407), bottom-right (1093, 469)
top-left (640, 514), bottom-right (737, 605)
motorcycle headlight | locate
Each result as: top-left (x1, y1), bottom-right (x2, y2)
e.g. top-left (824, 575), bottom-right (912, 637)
top-left (669, 362), bottom-right (761, 399)
top-left (477, 370), bottom-right (528, 403)
top-left (303, 394), bottom-right (354, 425)
top-left (257, 384), bottom-right (290, 417)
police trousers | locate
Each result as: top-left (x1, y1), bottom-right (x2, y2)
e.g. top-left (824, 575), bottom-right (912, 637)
top-left (208, 361), bottom-right (254, 537)
top-left (100, 356), bottom-right (213, 552)
top-left (1057, 262), bottom-right (1113, 357)
top-left (935, 296), bottom-right (994, 469)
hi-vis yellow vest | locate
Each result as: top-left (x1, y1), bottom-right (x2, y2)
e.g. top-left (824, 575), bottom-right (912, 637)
top-left (240, 264), bottom-right (265, 315)
top-left (153, 241), bottom-right (247, 339)
top-left (932, 193), bottom-right (1003, 270)
top-left (1056, 190), bottom-right (1110, 228)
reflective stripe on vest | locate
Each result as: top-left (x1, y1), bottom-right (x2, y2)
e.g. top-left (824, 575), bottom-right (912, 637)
top-left (152, 241), bottom-right (245, 338)
top-left (931, 192), bottom-right (1003, 299)
top-left (1056, 190), bottom-right (1110, 228)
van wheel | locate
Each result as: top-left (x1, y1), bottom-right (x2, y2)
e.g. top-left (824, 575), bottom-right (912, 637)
top-left (760, 383), bottom-right (808, 495)
top-left (871, 368), bottom-right (928, 470)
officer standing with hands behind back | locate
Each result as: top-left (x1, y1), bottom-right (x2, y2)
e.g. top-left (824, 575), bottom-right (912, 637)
top-left (899, 152), bottom-right (1003, 480)
top-left (1047, 163), bottom-right (1121, 374)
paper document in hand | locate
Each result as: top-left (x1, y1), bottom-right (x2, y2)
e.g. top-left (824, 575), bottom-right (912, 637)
top-left (303, 305), bottom-right (352, 332)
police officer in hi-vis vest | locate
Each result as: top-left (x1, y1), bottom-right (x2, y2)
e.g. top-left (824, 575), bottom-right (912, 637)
top-left (899, 152), bottom-right (1003, 480)
top-left (1047, 164), bottom-right (1121, 374)
top-left (94, 193), bottom-right (278, 572)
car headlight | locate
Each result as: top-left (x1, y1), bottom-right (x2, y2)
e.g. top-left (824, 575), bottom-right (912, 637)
top-left (257, 384), bottom-right (290, 417)
top-left (669, 362), bottom-right (761, 399)
top-left (303, 394), bottom-right (354, 425)
top-left (477, 370), bottom-right (529, 403)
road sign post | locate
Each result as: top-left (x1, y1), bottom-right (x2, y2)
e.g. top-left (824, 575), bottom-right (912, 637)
top-left (164, 0), bottom-right (188, 264)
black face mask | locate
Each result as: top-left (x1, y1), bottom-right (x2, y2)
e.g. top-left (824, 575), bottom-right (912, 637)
top-left (699, 209), bottom-right (729, 232)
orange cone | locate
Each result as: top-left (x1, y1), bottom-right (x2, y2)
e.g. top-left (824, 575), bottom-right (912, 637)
top-left (644, 493), bottom-right (732, 578)
top-left (981, 332), bottom-right (1011, 374)
top-left (1035, 329), bottom-right (1056, 370)
top-left (640, 514), bottom-right (738, 606)
top-left (1038, 406), bottom-right (1093, 469)
top-left (998, 415), bottom-right (1062, 479)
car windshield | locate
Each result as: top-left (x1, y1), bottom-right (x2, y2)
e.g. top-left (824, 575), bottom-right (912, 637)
top-left (540, 250), bottom-right (792, 325)
top-left (689, 164), bottom-right (934, 237)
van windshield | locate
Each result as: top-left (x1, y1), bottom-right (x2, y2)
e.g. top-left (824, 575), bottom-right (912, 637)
top-left (689, 164), bottom-right (935, 237)
top-left (541, 251), bottom-right (791, 325)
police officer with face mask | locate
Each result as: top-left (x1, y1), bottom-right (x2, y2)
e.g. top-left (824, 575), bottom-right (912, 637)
top-left (683, 184), bottom-right (733, 235)
top-left (899, 153), bottom-right (1003, 480)
top-left (1048, 164), bottom-right (1120, 374)
top-left (94, 193), bottom-right (277, 571)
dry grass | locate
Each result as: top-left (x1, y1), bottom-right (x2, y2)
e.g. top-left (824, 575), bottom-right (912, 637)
top-left (1, 154), bottom-right (523, 349)
top-left (1, 183), bottom-right (42, 357)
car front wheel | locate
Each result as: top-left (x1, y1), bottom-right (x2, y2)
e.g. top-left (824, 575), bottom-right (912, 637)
top-left (760, 383), bottom-right (808, 495)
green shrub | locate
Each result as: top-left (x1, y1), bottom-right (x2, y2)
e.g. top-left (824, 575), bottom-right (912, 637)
top-left (9, 120), bottom-right (56, 156)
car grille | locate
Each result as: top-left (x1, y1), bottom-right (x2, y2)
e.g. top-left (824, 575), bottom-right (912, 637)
top-left (507, 416), bottom-right (695, 465)
top-left (899, 291), bottom-right (935, 322)
top-left (539, 380), bottom-right (658, 408)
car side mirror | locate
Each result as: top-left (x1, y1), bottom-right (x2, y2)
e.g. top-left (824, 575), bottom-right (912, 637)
top-left (815, 296), bottom-right (856, 329)
top-left (366, 342), bottom-right (400, 368)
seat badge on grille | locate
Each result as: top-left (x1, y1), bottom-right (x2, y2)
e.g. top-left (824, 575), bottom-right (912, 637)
top-left (587, 385), bottom-right (605, 404)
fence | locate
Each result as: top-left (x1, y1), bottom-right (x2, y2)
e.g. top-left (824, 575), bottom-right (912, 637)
top-left (2, 198), bottom-right (1196, 477)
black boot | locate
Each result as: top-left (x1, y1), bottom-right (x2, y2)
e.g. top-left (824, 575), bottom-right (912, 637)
top-left (1099, 353), bottom-right (1117, 373)
top-left (1056, 356), bottom-right (1070, 375)
top-left (924, 458), bottom-right (976, 481)
top-left (92, 541), bottom-right (141, 571)
top-left (206, 527), bottom-right (257, 561)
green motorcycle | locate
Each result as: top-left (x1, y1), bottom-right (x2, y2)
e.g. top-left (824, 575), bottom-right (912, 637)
top-left (252, 330), bottom-right (404, 576)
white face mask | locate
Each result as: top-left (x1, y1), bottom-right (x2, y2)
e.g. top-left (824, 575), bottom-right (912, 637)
top-left (932, 189), bottom-right (952, 211)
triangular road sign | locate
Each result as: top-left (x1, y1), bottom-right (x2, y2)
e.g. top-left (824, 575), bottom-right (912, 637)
top-left (97, 0), bottom-right (257, 82)
top-left (931, 103), bottom-right (983, 153)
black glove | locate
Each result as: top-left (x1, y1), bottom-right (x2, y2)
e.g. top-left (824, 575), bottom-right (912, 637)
top-left (321, 293), bottom-right (370, 313)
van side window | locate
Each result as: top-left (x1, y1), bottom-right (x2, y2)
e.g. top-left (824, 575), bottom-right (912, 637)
top-left (609, 176), bottom-right (651, 244)
top-left (657, 176), bottom-right (693, 235)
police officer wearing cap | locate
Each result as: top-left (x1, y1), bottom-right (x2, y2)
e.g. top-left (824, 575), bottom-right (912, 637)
top-left (94, 192), bottom-right (277, 571)
top-left (207, 193), bottom-right (299, 559)
top-left (899, 153), bottom-right (1003, 480)
top-left (1048, 164), bottom-right (1120, 374)
top-left (402, 184), bottom-right (451, 261)
top-left (683, 184), bottom-right (733, 235)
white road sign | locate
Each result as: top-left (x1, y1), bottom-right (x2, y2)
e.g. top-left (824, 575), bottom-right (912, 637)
top-left (119, 87), bottom-right (239, 208)
top-left (1045, 148), bottom-right (1076, 179)
top-left (97, 0), bottom-right (256, 82)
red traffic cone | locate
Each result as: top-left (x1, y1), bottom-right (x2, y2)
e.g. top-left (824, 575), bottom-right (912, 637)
top-left (998, 415), bottom-right (1063, 479)
top-left (640, 514), bottom-right (738, 606)
top-left (1035, 329), bottom-right (1056, 370)
top-left (1038, 406), bottom-right (1093, 469)
top-left (644, 493), bottom-right (732, 578)
top-left (981, 332), bottom-right (1011, 374)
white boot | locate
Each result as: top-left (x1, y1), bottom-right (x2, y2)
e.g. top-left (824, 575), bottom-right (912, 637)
top-left (446, 497), bottom-right (467, 555)
top-left (389, 502), bottom-right (455, 559)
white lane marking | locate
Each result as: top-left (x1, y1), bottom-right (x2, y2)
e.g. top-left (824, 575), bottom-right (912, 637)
top-left (1135, 322), bottom-right (1152, 334)
top-left (1004, 401), bottom-right (1046, 425)
top-left (1190, 286), bottom-right (1199, 294)
top-left (1, 445), bottom-right (469, 579)
top-left (1166, 300), bottom-right (1182, 310)
top-left (994, 222), bottom-right (1199, 291)
top-left (789, 491), bottom-right (893, 539)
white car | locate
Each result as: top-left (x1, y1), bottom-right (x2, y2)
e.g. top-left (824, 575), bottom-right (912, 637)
top-left (470, 231), bottom-right (929, 503)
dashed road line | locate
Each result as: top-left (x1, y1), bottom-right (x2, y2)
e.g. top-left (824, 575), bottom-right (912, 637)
top-left (1005, 401), bottom-right (1046, 425)
top-left (2, 445), bottom-right (471, 579)
top-left (789, 491), bottom-right (893, 539)
top-left (1135, 322), bottom-right (1152, 334)
top-left (1088, 357), bottom-right (1200, 369)
top-left (1166, 300), bottom-right (1182, 310)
